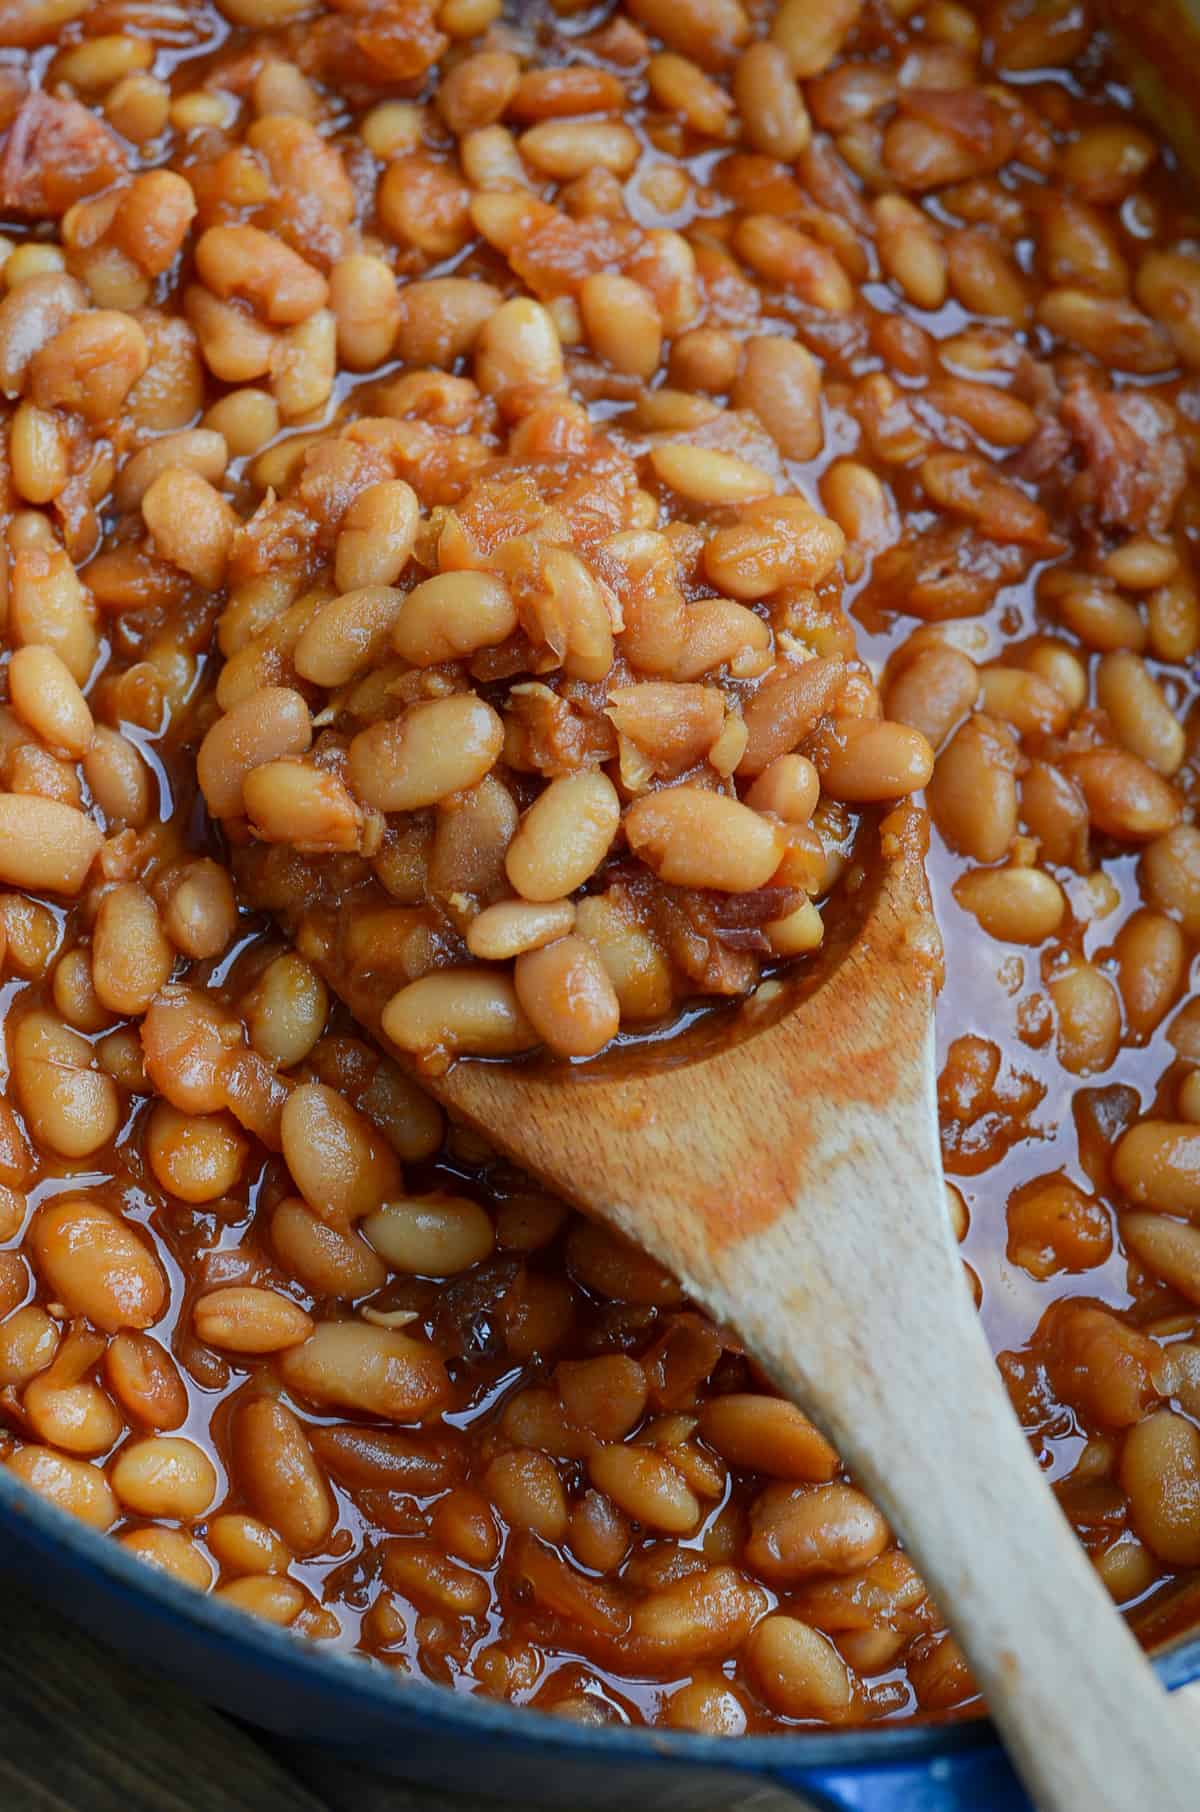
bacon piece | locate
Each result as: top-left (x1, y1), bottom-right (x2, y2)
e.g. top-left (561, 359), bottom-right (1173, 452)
top-left (1061, 377), bottom-right (1187, 535)
top-left (0, 93), bottom-right (126, 217)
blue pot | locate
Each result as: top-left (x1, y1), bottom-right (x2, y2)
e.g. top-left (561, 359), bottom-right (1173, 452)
top-left (3, 1466), bottom-right (1198, 1811)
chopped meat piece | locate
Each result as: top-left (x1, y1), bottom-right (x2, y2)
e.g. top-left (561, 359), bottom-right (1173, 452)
top-left (1061, 377), bottom-right (1187, 535)
top-left (0, 94), bottom-right (127, 217)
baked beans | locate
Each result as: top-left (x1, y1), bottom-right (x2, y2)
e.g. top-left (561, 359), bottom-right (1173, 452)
top-left (0, 0), bottom-right (1198, 1746)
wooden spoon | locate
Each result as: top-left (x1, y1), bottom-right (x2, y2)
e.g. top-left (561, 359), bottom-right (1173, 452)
top-left (272, 804), bottom-right (1199, 1812)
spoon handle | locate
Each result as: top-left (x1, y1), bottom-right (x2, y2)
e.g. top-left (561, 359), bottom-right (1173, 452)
top-left (690, 1025), bottom-right (1198, 1812)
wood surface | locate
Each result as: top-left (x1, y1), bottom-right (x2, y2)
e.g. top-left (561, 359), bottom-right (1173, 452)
top-left (295, 801), bottom-right (1200, 1812)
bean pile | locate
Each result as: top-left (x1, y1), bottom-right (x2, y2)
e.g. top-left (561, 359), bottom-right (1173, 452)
top-left (0, 0), bottom-right (1199, 1739)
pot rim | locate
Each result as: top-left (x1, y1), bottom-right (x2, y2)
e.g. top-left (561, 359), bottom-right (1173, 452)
top-left (4, 1465), bottom-right (1199, 1775)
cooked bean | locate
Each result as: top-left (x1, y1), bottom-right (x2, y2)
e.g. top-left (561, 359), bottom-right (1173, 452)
top-left (140, 987), bottom-right (234, 1115)
top-left (8, 645), bottom-right (93, 757)
top-left (651, 443), bottom-right (774, 507)
top-left (31, 1197), bottom-right (165, 1331)
top-left (579, 275), bottom-right (662, 380)
top-left (1062, 749), bottom-right (1180, 841)
top-left (1141, 827), bottom-right (1200, 936)
top-left (733, 40), bottom-right (811, 159)
top-left (382, 970), bottom-right (536, 1060)
top-left (1054, 575), bottom-right (1147, 652)
top-left (197, 687), bottom-right (312, 819)
top-left (393, 572), bottom-right (517, 667)
top-left (115, 429), bottom-right (227, 512)
top-left (0, 795), bottom-right (101, 894)
top-left (381, 1540), bottom-right (490, 1619)
top-left (1122, 1215), bottom-right (1200, 1305)
top-left (92, 883), bottom-right (173, 1015)
top-left (215, 1575), bottom-right (306, 1625)
top-left (1103, 537), bottom-right (1179, 592)
top-left (334, 482), bottom-right (420, 594)
top-left (348, 696), bottom-right (504, 813)
top-left (295, 586), bottom-right (406, 688)
top-left (771, 0), bottom-right (860, 74)
top-left (747, 1616), bottom-right (854, 1721)
top-left (271, 1196), bottom-right (387, 1299)
top-left (31, 310), bottom-right (149, 422)
top-left (731, 335), bottom-right (823, 460)
top-left (431, 1487), bottom-right (500, 1568)
top-left (484, 1448), bottom-right (569, 1542)
top-left (1007, 1176), bottom-right (1111, 1279)
top-left (110, 1435), bottom-right (216, 1519)
top-left (628, 0), bottom-right (750, 67)
top-left (13, 1014), bottom-right (119, 1159)
top-left (475, 298), bottom-right (563, 395)
top-left (9, 544), bottom-right (97, 684)
top-left (277, 1320), bottom-right (449, 1422)
top-left (673, 599), bottom-right (771, 681)
top-left (552, 1355), bottom-right (646, 1445)
top-left (0, 1307), bottom-right (58, 1390)
top-left (1095, 652), bottom-right (1185, 776)
top-left (1037, 288), bottom-right (1173, 371)
top-left (954, 866), bottom-right (1066, 943)
top-left (242, 952), bottom-right (327, 1068)
top-left (362, 1195), bottom-right (494, 1276)
top-left (467, 899), bottom-right (575, 961)
top-left (23, 1330), bottom-right (122, 1456)
top-left (885, 645), bottom-right (979, 751)
top-left (156, 859), bottom-right (236, 962)
top-left (630, 1564), bottom-right (766, 1661)
top-left (705, 499), bottom-right (845, 600)
top-left (280, 1083), bottom-right (402, 1227)
top-left (1113, 1123), bottom-right (1200, 1219)
top-left (244, 760), bottom-right (362, 854)
top-left (519, 119), bottom-right (639, 179)
top-left (733, 215), bottom-right (853, 312)
top-left (665, 1677), bottom-right (749, 1735)
top-left (746, 1482), bottom-right (890, 1582)
top-left (928, 714), bottom-right (1019, 861)
top-left (145, 1102), bottom-right (247, 1204)
top-left (1022, 639), bottom-right (1087, 712)
top-left (1135, 249), bottom-right (1200, 368)
top-left (194, 1286), bottom-right (312, 1354)
top-left (978, 667), bottom-right (1070, 737)
top-left (505, 772), bottom-right (621, 903)
top-left (1047, 958), bottom-right (1121, 1075)
top-left (814, 718), bottom-right (934, 802)
top-left (359, 1062), bottom-right (444, 1163)
top-left (394, 277), bottom-right (501, 367)
top-left (700, 1396), bottom-right (839, 1481)
top-left (514, 935), bottom-right (621, 1059)
top-left (207, 1511), bottom-right (293, 1577)
top-left (104, 1332), bottom-right (187, 1431)
top-left (84, 727), bottom-right (152, 829)
top-left (1119, 1410), bottom-right (1200, 1566)
top-left (1114, 910), bottom-right (1185, 1039)
top-left (626, 788), bottom-right (784, 892)
top-left (744, 755), bottom-right (821, 824)
top-left (231, 1395), bottom-right (335, 1554)
top-left (120, 1527), bottom-right (213, 1591)
top-left (5, 1446), bottom-right (117, 1531)
top-left (195, 225), bottom-right (326, 325)
top-left (202, 389), bottom-right (278, 456)
top-left (589, 1444), bottom-right (700, 1535)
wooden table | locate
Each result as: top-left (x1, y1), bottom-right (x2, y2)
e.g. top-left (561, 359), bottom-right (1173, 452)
top-left (0, 1581), bottom-right (796, 1812)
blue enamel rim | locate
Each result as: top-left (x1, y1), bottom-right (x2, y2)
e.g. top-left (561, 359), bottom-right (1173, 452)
top-left (4, 1463), bottom-right (1199, 1787)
